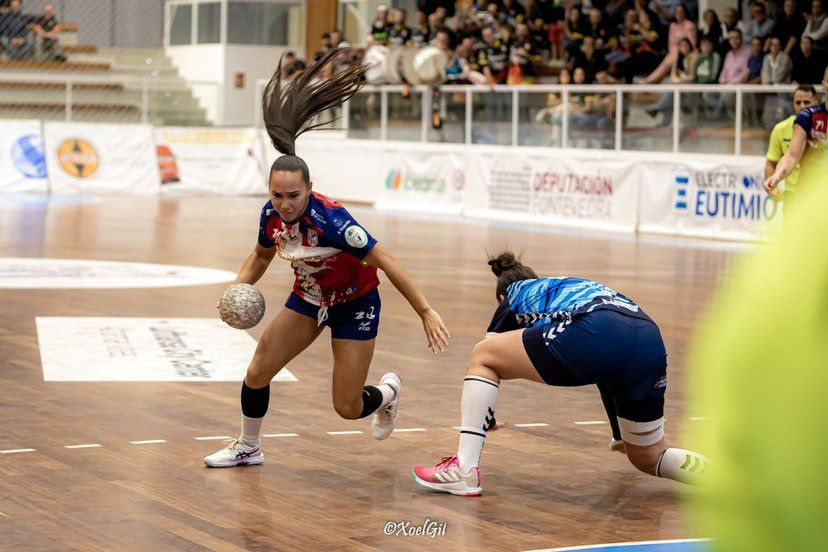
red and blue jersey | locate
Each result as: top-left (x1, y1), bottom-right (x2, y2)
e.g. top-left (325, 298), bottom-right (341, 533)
top-left (794, 103), bottom-right (828, 188)
top-left (258, 192), bottom-right (379, 307)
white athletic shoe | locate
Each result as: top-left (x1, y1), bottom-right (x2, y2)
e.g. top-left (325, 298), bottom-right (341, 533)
top-left (203, 438), bottom-right (264, 468)
top-left (372, 372), bottom-right (401, 440)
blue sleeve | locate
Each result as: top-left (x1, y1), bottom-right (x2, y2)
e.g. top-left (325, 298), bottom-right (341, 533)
top-left (486, 299), bottom-right (521, 334)
top-left (320, 205), bottom-right (377, 260)
top-left (794, 107), bottom-right (813, 135)
top-left (257, 203), bottom-right (276, 248)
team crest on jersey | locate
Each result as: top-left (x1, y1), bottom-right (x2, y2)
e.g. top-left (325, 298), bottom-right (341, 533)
top-left (654, 375), bottom-right (667, 389)
top-left (344, 225), bottom-right (368, 248)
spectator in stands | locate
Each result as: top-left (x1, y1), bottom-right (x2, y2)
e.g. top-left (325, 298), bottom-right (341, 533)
top-left (0, 0), bottom-right (10, 13)
top-left (411, 11), bottom-right (430, 46)
top-left (476, 26), bottom-right (509, 84)
top-left (644, 3), bottom-right (697, 83)
top-left (791, 35), bottom-right (827, 82)
top-left (585, 8), bottom-right (612, 50)
top-left (536, 0), bottom-right (565, 62)
top-left (699, 8), bottom-right (727, 50)
top-left (694, 36), bottom-right (722, 83)
top-left (624, 9), bottom-right (663, 82)
top-left (742, 1), bottom-right (776, 43)
top-left (507, 22), bottom-right (538, 84)
top-left (370, 4), bottom-right (391, 45)
top-left (419, 0), bottom-right (456, 18)
top-left (747, 36), bottom-right (765, 82)
top-left (563, 4), bottom-right (588, 54)
top-left (571, 35), bottom-right (609, 82)
top-left (720, 28), bottom-right (751, 83)
top-left (501, 0), bottom-right (527, 25)
top-left (802, 0), bottom-right (828, 51)
top-left (721, 6), bottom-right (743, 56)
top-left (761, 36), bottom-right (793, 82)
top-left (774, 0), bottom-right (807, 55)
top-left (648, 38), bottom-right (697, 125)
top-left (388, 8), bottom-right (411, 47)
top-left (329, 29), bottom-right (342, 50)
top-left (0, 0), bottom-right (33, 61)
top-left (31, 3), bottom-right (62, 61)
top-left (705, 29), bottom-right (750, 115)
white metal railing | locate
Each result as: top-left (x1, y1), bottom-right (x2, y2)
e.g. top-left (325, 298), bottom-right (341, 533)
top-left (254, 81), bottom-right (822, 155)
top-left (0, 72), bottom-right (221, 124)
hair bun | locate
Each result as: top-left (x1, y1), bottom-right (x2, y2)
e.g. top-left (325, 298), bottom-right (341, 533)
top-left (488, 252), bottom-right (518, 277)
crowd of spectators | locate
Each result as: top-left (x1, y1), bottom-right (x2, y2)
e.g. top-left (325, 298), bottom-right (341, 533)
top-left (0, 0), bottom-right (65, 62)
top-left (303, 0), bottom-right (828, 87)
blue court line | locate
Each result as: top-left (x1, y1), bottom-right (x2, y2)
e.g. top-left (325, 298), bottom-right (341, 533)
top-left (527, 538), bottom-right (711, 552)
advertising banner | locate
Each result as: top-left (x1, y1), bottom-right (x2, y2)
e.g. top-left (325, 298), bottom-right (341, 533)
top-left (638, 157), bottom-right (781, 241)
top-left (465, 148), bottom-right (640, 233)
top-left (43, 122), bottom-right (160, 195)
top-left (0, 120), bottom-right (48, 193)
top-left (375, 146), bottom-right (466, 214)
top-left (155, 127), bottom-right (264, 194)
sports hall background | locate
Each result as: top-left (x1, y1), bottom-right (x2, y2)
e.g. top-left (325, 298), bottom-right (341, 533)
top-left (0, 0), bottom-right (824, 550)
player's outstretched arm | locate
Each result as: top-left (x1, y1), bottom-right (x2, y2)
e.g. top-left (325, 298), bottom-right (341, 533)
top-left (364, 242), bottom-right (450, 353)
top-left (765, 125), bottom-right (807, 193)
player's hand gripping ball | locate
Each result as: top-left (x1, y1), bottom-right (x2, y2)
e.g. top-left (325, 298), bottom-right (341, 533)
top-left (219, 284), bottom-right (266, 329)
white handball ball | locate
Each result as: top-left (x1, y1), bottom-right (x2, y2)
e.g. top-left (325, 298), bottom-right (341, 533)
top-left (218, 284), bottom-right (266, 329)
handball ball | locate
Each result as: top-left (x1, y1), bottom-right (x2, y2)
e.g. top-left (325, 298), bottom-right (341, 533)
top-left (219, 284), bottom-right (265, 329)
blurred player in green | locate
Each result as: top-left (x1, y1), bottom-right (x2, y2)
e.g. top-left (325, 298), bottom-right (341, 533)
top-left (692, 170), bottom-right (828, 549)
top-left (763, 84), bottom-right (817, 209)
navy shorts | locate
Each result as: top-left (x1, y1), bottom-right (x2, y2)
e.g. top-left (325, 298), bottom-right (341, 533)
top-left (522, 310), bottom-right (667, 422)
top-left (285, 288), bottom-right (380, 341)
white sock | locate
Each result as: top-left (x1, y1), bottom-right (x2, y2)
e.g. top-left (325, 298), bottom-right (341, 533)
top-left (241, 414), bottom-right (263, 446)
top-left (377, 383), bottom-right (396, 407)
top-left (656, 448), bottom-right (709, 485)
top-left (457, 375), bottom-right (500, 473)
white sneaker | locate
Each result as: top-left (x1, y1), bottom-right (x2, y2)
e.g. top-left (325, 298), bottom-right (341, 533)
top-left (203, 438), bottom-right (264, 468)
top-left (372, 372), bottom-right (400, 440)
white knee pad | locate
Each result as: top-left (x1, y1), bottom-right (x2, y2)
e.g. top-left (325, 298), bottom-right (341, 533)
top-left (617, 417), bottom-right (664, 446)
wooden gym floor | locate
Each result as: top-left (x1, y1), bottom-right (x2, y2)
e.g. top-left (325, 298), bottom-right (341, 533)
top-left (0, 195), bottom-right (738, 551)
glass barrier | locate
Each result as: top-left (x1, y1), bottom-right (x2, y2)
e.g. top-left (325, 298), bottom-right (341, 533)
top-left (621, 89), bottom-right (672, 152)
top-left (741, 91), bottom-right (785, 156)
top-left (471, 91), bottom-right (511, 145)
top-left (428, 88), bottom-right (466, 144)
top-left (679, 91), bottom-right (736, 155)
top-left (386, 89), bottom-right (422, 142)
top-left (567, 88), bottom-right (616, 150)
top-left (347, 90), bottom-right (381, 140)
top-left (517, 91), bottom-right (562, 147)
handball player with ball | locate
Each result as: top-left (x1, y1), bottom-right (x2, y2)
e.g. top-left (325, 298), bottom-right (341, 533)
top-left (205, 49), bottom-right (450, 468)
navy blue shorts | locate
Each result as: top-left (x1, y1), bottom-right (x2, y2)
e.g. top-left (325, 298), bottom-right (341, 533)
top-left (285, 288), bottom-right (380, 341)
top-left (522, 310), bottom-right (667, 422)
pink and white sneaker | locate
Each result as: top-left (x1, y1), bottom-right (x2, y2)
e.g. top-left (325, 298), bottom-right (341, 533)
top-left (411, 456), bottom-right (482, 496)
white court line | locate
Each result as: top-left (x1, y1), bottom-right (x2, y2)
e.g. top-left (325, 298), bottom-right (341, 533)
top-left (194, 435), bottom-right (232, 441)
top-left (393, 428), bottom-right (426, 433)
top-left (326, 431), bottom-right (363, 435)
top-left (452, 426), bottom-right (462, 430)
top-left (514, 423), bottom-right (549, 428)
top-left (129, 440), bottom-right (167, 445)
top-left (262, 433), bottom-right (299, 438)
top-left (0, 448), bottom-right (36, 454)
top-left (0, 511), bottom-right (8, 518)
top-left (64, 444), bottom-right (102, 449)
top-left (689, 417), bottom-right (710, 421)
top-left (574, 421), bottom-right (606, 425)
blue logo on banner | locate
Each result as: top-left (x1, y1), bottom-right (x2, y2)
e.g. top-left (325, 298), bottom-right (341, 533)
top-left (673, 175), bottom-right (689, 213)
top-left (10, 134), bottom-right (47, 179)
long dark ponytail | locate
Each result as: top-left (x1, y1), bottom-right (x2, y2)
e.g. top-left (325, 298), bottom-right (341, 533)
top-left (487, 251), bottom-right (538, 300)
top-left (262, 47), bottom-right (367, 180)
